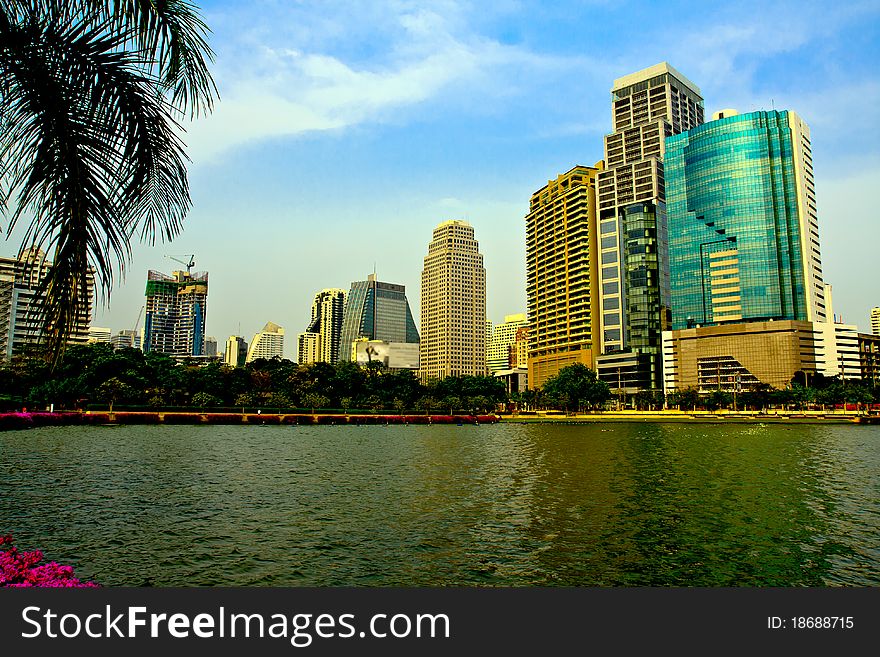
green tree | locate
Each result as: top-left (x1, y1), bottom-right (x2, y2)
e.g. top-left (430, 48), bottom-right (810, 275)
top-left (704, 390), bottom-right (732, 411)
top-left (669, 387), bottom-right (700, 411)
top-left (97, 377), bottom-right (134, 412)
top-left (191, 391), bottom-right (220, 408)
top-left (302, 393), bottom-right (330, 414)
top-left (541, 364), bottom-right (609, 412)
top-left (0, 1), bottom-right (216, 366)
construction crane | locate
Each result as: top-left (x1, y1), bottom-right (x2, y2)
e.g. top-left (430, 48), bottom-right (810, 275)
top-left (165, 254), bottom-right (196, 275)
top-left (132, 304), bottom-right (145, 349)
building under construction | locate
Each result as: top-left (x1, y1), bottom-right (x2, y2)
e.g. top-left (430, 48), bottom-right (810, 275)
top-left (143, 269), bottom-right (208, 357)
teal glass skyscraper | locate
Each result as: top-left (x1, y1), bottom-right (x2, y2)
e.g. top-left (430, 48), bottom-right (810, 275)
top-left (666, 109), bottom-right (826, 330)
top-left (339, 274), bottom-right (419, 360)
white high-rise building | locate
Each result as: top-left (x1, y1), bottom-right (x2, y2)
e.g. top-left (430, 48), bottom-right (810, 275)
top-left (246, 322), bottom-right (285, 362)
top-left (297, 332), bottom-right (320, 365)
top-left (0, 248), bottom-right (93, 359)
top-left (487, 313), bottom-right (528, 373)
top-left (814, 285), bottom-right (859, 380)
top-left (111, 330), bottom-right (139, 350)
top-left (88, 327), bottom-right (112, 343)
top-left (419, 220), bottom-right (486, 380)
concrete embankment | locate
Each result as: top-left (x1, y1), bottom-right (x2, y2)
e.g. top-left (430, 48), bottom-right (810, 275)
top-left (501, 411), bottom-right (868, 424)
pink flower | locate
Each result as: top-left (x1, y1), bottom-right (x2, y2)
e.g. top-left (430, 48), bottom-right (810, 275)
top-left (0, 535), bottom-right (98, 588)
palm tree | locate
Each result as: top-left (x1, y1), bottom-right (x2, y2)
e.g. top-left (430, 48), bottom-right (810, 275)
top-left (0, 0), bottom-right (217, 366)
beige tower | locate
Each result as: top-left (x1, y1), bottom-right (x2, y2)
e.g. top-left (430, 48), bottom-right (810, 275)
top-left (871, 307), bottom-right (880, 336)
top-left (303, 288), bottom-right (346, 364)
top-left (526, 165), bottom-right (603, 388)
top-left (419, 220), bottom-right (487, 380)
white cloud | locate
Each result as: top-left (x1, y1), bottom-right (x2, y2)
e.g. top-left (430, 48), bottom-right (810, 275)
top-left (183, 1), bottom-right (592, 164)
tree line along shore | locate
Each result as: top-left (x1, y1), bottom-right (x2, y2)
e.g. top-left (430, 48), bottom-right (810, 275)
top-left (2, 344), bottom-right (878, 421)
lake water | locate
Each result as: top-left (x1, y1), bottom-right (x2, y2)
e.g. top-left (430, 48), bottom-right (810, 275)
top-left (1, 423), bottom-right (878, 586)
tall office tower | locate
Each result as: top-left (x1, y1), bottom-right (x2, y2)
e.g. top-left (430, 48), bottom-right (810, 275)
top-left (303, 289), bottom-right (346, 364)
top-left (297, 332), bottom-right (320, 365)
top-left (111, 330), bottom-right (139, 350)
top-left (595, 62), bottom-right (704, 392)
top-left (526, 165), bottom-right (603, 388)
top-left (666, 109), bottom-right (826, 329)
top-left (871, 307), bottom-right (880, 336)
top-left (0, 248), bottom-right (93, 358)
top-left (143, 269), bottom-right (208, 357)
top-left (246, 322), bottom-right (285, 362)
top-left (487, 314), bottom-right (529, 373)
top-left (419, 220), bottom-right (486, 380)
top-left (224, 335), bottom-right (248, 367)
top-left (339, 274), bottom-right (419, 360)
top-left (205, 336), bottom-right (218, 357)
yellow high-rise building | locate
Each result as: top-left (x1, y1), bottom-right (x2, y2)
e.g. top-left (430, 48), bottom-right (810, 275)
top-left (526, 164), bottom-right (604, 388)
top-left (419, 220), bottom-right (486, 380)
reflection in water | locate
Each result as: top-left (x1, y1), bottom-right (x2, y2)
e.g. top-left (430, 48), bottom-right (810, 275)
top-left (0, 423), bottom-right (877, 586)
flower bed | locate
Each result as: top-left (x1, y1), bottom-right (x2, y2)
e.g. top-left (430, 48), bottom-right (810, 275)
top-left (0, 535), bottom-right (98, 588)
top-left (0, 413), bottom-right (35, 431)
top-left (26, 412), bottom-right (81, 427)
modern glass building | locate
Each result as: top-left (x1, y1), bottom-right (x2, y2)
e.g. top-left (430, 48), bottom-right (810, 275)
top-left (339, 274), bottom-right (419, 361)
top-left (594, 62), bottom-right (704, 392)
top-left (665, 109), bottom-right (825, 330)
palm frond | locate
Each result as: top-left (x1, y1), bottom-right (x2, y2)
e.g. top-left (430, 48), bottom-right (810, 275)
top-left (0, 4), bottom-right (197, 366)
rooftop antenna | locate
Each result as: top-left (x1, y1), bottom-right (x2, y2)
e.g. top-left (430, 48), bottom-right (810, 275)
top-left (771, 98), bottom-right (775, 110)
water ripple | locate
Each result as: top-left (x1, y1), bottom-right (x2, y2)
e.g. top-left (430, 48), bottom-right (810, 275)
top-left (1, 423), bottom-right (878, 586)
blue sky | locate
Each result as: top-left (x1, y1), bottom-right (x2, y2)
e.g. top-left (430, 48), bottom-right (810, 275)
top-left (5, 0), bottom-right (879, 357)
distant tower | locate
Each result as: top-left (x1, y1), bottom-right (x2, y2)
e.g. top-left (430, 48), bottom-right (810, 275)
top-left (339, 274), bottom-right (419, 360)
top-left (419, 220), bottom-right (486, 380)
top-left (246, 322), bottom-right (285, 362)
top-left (872, 307), bottom-right (880, 336)
top-left (297, 332), bottom-right (320, 365)
top-left (224, 336), bottom-right (248, 367)
top-left (143, 268), bottom-right (208, 357)
top-left (301, 289), bottom-right (346, 364)
top-left (487, 314), bottom-right (528, 373)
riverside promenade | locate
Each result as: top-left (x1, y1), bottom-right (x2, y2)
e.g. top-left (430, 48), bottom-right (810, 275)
top-left (501, 409), bottom-right (875, 424)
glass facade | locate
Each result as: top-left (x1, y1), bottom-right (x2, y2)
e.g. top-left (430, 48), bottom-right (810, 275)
top-left (666, 111), bottom-right (811, 330)
top-left (340, 277), bottom-right (419, 360)
top-left (622, 202), bottom-right (670, 351)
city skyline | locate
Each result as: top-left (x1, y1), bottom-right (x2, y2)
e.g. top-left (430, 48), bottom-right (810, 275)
top-left (1, 0), bottom-right (877, 359)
